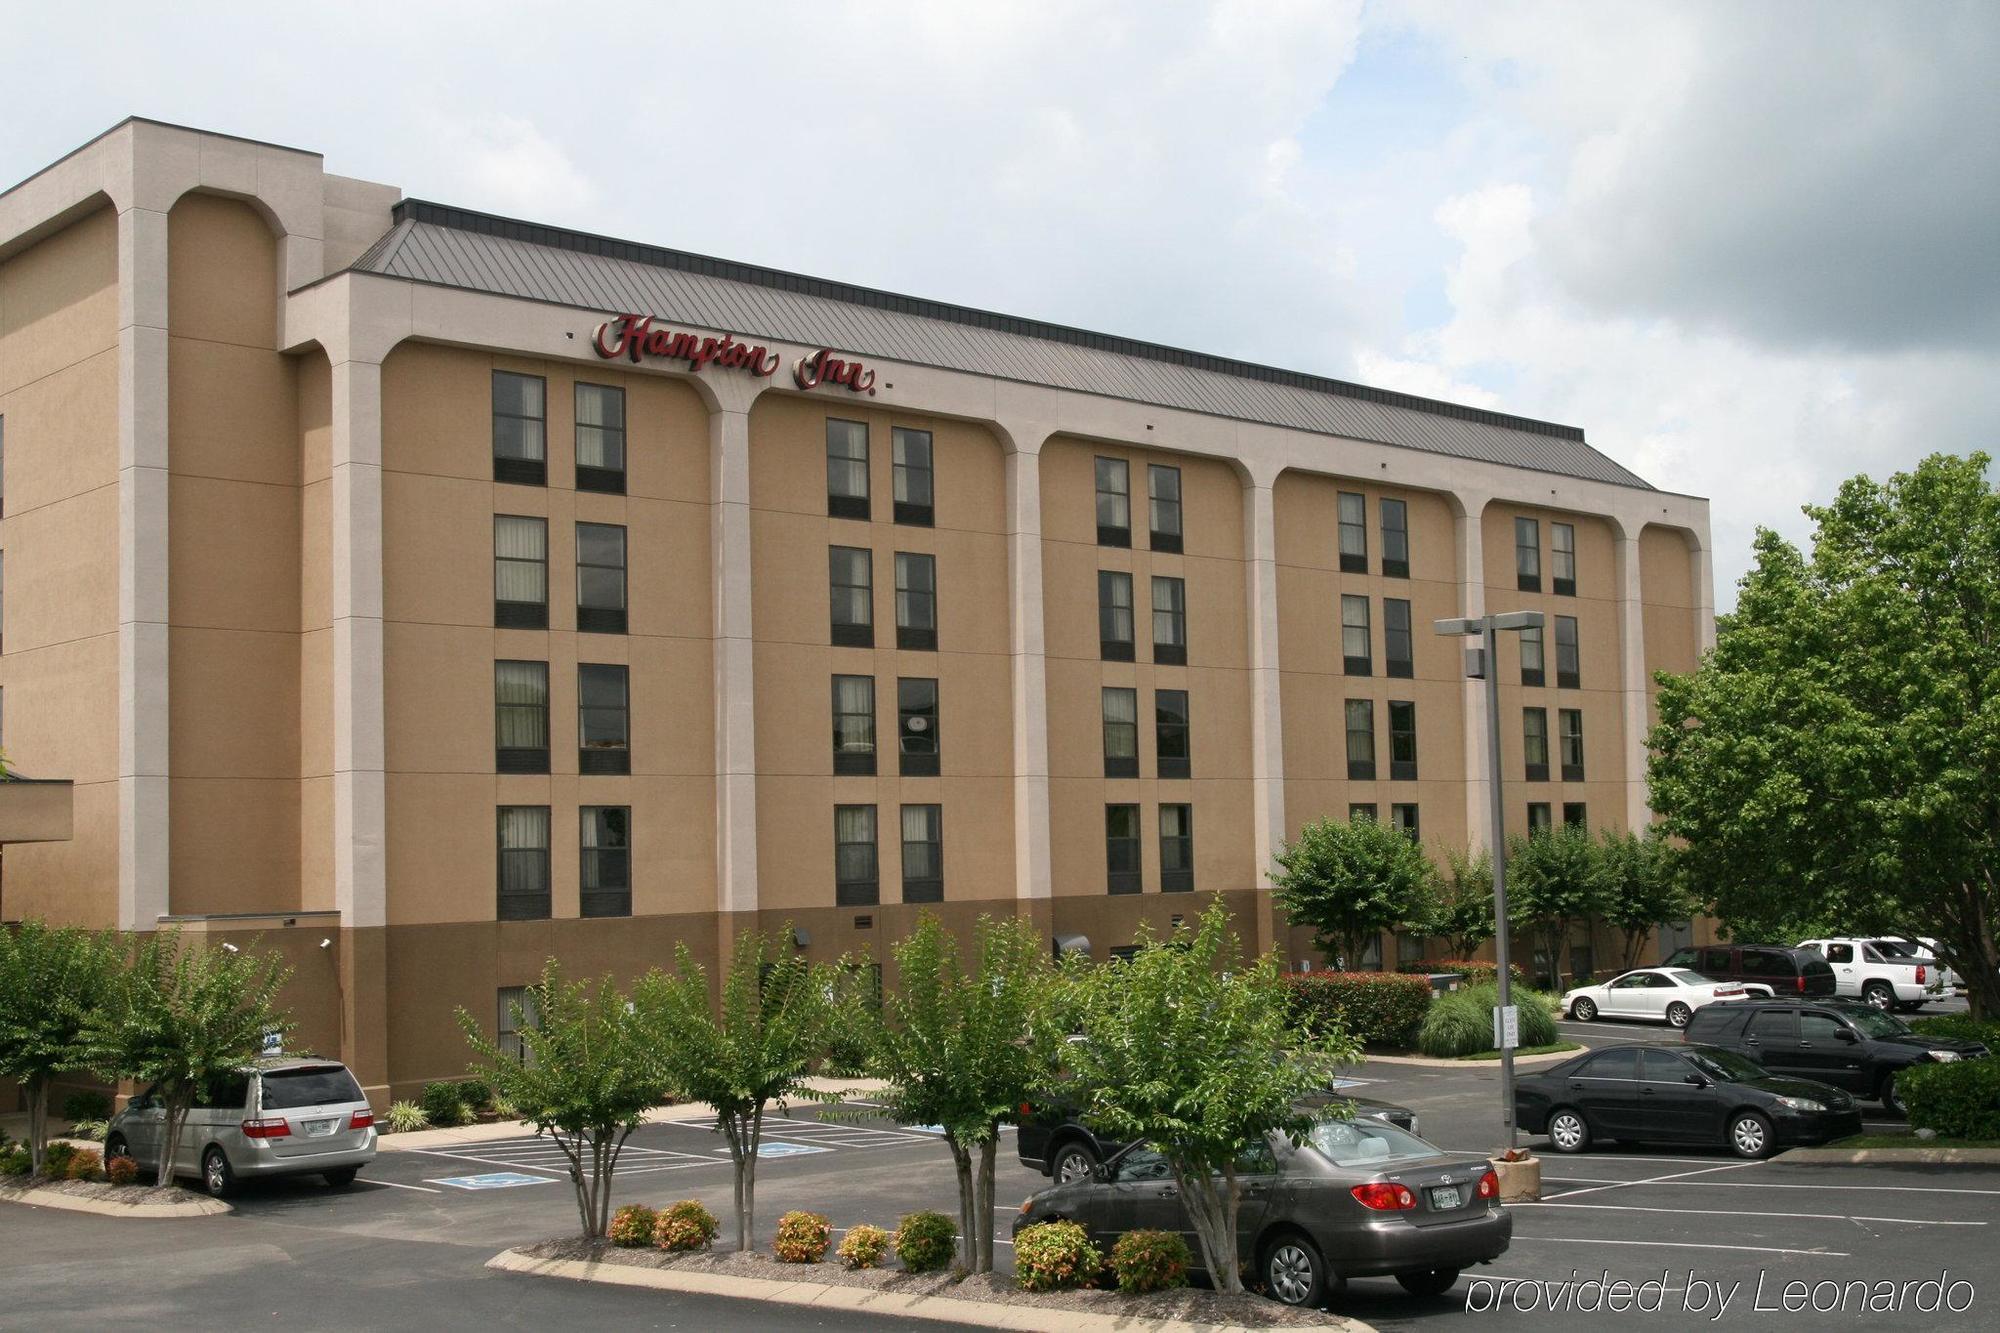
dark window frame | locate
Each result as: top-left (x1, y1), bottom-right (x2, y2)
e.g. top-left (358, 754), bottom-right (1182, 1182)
top-left (891, 426), bottom-right (935, 526)
top-left (495, 660), bottom-right (550, 774)
top-left (1155, 688), bottom-right (1190, 780)
top-left (826, 418), bottom-right (870, 520)
top-left (1390, 803), bottom-right (1420, 840)
top-left (1099, 569), bottom-right (1135, 661)
top-left (1151, 575), bottom-right (1187, 666)
top-left (1102, 686), bottom-right (1139, 779)
top-left (1552, 521), bottom-right (1576, 597)
top-left (1563, 802), bottom-right (1588, 830)
top-left (1384, 597), bottom-right (1414, 678)
top-left (577, 662), bottom-right (630, 774)
top-left (573, 381), bottom-right (627, 494)
top-left (1159, 803), bottom-right (1193, 892)
top-left (897, 677), bottom-right (940, 777)
top-left (497, 805), bottom-right (552, 920)
top-left (1147, 464), bottom-right (1183, 553)
top-left (1095, 456), bottom-right (1132, 547)
top-left (1338, 491), bottom-right (1368, 573)
top-left (1527, 802), bottom-right (1552, 834)
top-left (1345, 698), bottom-right (1376, 781)
top-left (1388, 699), bottom-right (1418, 781)
top-left (1341, 594), bottom-right (1372, 675)
top-left (494, 514), bottom-right (549, 629)
top-left (894, 551), bottom-right (937, 651)
top-left (1380, 497), bottom-right (1409, 578)
top-left (834, 804), bottom-right (880, 906)
top-left (1515, 516), bottom-right (1541, 592)
top-left (579, 805), bottom-right (631, 917)
top-left (1555, 615), bottom-right (1581, 689)
top-left (1518, 623), bottom-right (1545, 687)
top-left (830, 545), bottom-right (874, 647)
top-left (1349, 803), bottom-right (1378, 823)
top-left (1523, 706), bottom-right (1550, 782)
top-left (1559, 707), bottom-right (1585, 781)
top-left (575, 522), bottom-right (628, 634)
top-left (900, 803), bottom-right (943, 903)
top-left (1105, 803), bottom-right (1142, 894)
top-left (832, 674), bottom-right (877, 776)
top-left (492, 371), bottom-right (547, 487)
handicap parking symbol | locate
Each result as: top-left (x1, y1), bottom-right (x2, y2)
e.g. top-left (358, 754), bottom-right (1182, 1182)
top-left (739, 1141), bottom-right (830, 1159)
top-left (427, 1172), bottom-right (555, 1190)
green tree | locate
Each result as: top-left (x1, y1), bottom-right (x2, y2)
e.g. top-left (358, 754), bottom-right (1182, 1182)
top-left (1270, 814), bottom-right (1438, 969)
top-left (1059, 899), bottom-right (1358, 1294)
top-left (1598, 828), bottom-right (1698, 969)
top-left (1430, 848), bottom-right (1498, 960)
top-left (0, 922), bottom-right (115, 1175)
top-left (1506, 823), bottom-right (1609, 988)
top-left (638, 930), bottom-right (839, 1252)
top-left (459, 959), bottom-right (669, 1239)
top-left (1650, 454), bottom-right (2000, 1018)
top-left (91, 932), bottom-right (291, 1187)
top-left (855, 913), bottom-right (1056, 1274)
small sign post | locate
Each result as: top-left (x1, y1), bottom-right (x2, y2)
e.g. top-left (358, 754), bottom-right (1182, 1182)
top-left (1494, 1004), bottom-right (1520, 1051)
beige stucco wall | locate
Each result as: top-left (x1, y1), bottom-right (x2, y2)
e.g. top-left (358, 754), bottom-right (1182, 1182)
top-left (0, 204), bottom-right (120, 925)
top-left (1640, 523), bottom-right (1700, 731)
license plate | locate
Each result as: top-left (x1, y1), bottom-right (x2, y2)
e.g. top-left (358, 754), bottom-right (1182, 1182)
top-left (1430, 1185), bottom-right (1462, 1210)
top-left (303, 1118), bottom-right (338, 1137)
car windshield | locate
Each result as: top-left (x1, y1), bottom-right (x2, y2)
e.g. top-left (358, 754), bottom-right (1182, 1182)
top-left (260, 1066), bottom-right (364, 1110)
top-left (1305, 1118), bottom-right (1442, 1167)
top-left (1666, 969), bottom-right (1710, 986)
top-left (1844, 1007), bottom-right (1912, 1038)
top-left (1682, 1047), bottom-right (1770, 1083)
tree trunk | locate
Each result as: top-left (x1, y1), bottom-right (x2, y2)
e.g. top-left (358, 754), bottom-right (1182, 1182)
top-left (157, 1095), bottom-right (190, 1188)
top-left (976, 1136), bottom-right (997, 1274)
top-left (1174, 1161), bottom-right (1241, 1294)
top-left (739, 1104), bottom-right (763, 1252)
top-left (724, 1114), bottom-right (748, 1252)
top-left (26, 1078), bottom-right (48, 1176)
top-left (557, 1130), bottom-right (593, 1238)
top-left (948, 1138), bottom-right (974, 1271)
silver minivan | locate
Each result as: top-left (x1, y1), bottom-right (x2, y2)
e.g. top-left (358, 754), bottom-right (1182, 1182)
top-left (104, 1057), bottom-right (377, 1197)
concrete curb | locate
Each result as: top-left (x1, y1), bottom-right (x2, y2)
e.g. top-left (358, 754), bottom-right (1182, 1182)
top-left (0, 1182), bottom-right (230, 1219)
top-left (1776, 1146), bottom-right (2000, 1165)
top-left (1358, 1047), bottom-right (1581, 1069)
top-left (486, 1247), bottom-right (1375, 1333)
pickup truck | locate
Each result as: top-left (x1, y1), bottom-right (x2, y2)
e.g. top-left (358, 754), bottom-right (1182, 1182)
top-left (1795, 938), bottom-right (1941, 1012)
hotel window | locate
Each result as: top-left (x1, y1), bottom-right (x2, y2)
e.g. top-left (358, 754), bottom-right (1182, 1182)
top-left (1349, 803), bottom-right (1378, 822)
top-left (579, 806), bottom-right (631, 918)
top-left (898, 678), bottom-right (940, 777)
top-left (1552, 522), bottom-right (1577, 596)
top-left (1380, 497), bottom-right (1409, 578)
top-left (574, 382), bottom-right (626, 494)
top-left (1555, 615), bottom-right (1581, 689)
top-left (1102, 687), bottom-right (1139, 778)
top-left (1564, 802), bottom-right (1589, 830)
top-left (1159, 805), bottom-right (1194, 892)
top-left (826, 418), bottom-right (869, 519)
top-left (577, 664), bottom-right (630, 774)
top-left (1099, 570), bottom-right (1134, 661)
top-left (1560, 708), bottom-right (1585, 781)
top-left (1515, 517), bottom-right (1541, 592)
top-left (1384, 598), bottom-right (1413, 678)
top-left (1388, 700), bottom-right (1418, 781)
top-left (1345, 699), bottom-right (1376, 781)
top-left (1156, 688), bottom-right (1191, 780)
top-left (1337, 491), bottom-right (1368, 573)
top-left (832, 674), bottom-right (877, 775)
top-left (892, 427), bottom-right (934, 526)
top-left (1151, 576), bottom-right (1187, 665)
top-left (830, 546), bottom-right (874, 647)
top-left (1523, 707), bottom-right (1550, 781)
top-left (1391, 803), bottom-right (1420, 840)
top-left (576, 522), bottom-right (628, 634)
top-left (495, 661), bottom-right (549, 774)
top-left (497, 806), bottom-right (551, 920)
top-left (1397, 930), bottom-right (1425, 966)
top-left (1148, 464), bottom-right (1183, 553)
top-left (893, 552), bottom-right (936, 651)
top-left (901, 804), bottom-right (943, 903)
top-left (497, 986), bottom-right (541, 1065)
top-left (492, 371), bottom-right (547, 486)
top-left (1527, 802), bottom-right (1553, 835)
top-left (1105, 804), bottom-right (1142, 894)
top-left (834, 805), bottom-right (879, 906)
top-left (1095, 457), bottom-right (1131, 547)
top-left (1518, 622), bottom-right (1545, 687)
top-left (493, 515), bottom-right (548, 629)
top-left (1341, 594), bottom-right (1372, 675)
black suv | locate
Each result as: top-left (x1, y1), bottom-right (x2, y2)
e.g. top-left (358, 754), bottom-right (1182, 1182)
top-left (1663, 944), bottom-right (1836, 998)
top-left (1017, 1090), bottom-right (1417, 1182)
top-left (1684, 998), bottom-right (1989, 1114)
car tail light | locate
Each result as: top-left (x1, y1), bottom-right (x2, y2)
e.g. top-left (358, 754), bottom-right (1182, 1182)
top-left (1796, 975), bottom-right (1807, 993)
top-left (350, 1110), bottom-right (375, 1131)
top-left (1476, 1169), bottom-right (1500, 1200)
top-left (240, 1117), bottom-right (291, 1139)
top-left (1917, 966), bottom-right (1926, 984)
top-left (1350, 1181), bottom-right (1417, 1211)
top-left (1018, 1102), bottom-right (1033, 1118)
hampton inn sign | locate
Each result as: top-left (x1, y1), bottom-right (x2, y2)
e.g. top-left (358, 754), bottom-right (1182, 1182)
top-left (592, 313), bottom-right (878, 395)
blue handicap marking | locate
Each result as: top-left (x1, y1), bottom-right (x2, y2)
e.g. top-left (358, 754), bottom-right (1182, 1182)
top-left (909, 1125), bottom-right (946, 1135)
top-left (752, 1141), bottom-right (830, 1159)
top-left (427, 1172), bottom-right (554, 1190)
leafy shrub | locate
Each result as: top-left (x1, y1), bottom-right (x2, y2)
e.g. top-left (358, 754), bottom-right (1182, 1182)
top-left (653, 1199), bottom-right (720, 1252)
top-left (60, 1091), bottom-right (113, 1123)
top-left (1397, 960), bottom-right (1528, 988)
top-left (837, 1223), bottom-right (892, 1269)
top-left (1418, 983), bottom-right (1558, 1057)
top-left (68, 1119), bottom-right (108, 1143)
top-left (1284, 971), bottom-right (1432, 1046)
top-left (64, 1149), bottom-right (104, 1182)
top-left (893, 1210), bottom-right (958, 1272)
top-left (1109, 1227), bottom-right (1191, 1294)
top-left (608, 1204), bottom-right (657, 1248)
top-left (491, 1097), bottom-right (519, 1121)
top-left (773, 1210), bottom-right (832, 1263)
top-left (386, 1101), bottom-right (431, 1134)
top-left (105, 1155), bottom-right (140, 1187)
top-left (1014, 1220), bottom-right (1102, 1292)
top-left (40, 1142), bottom-right (78, 1178)
top-left (1910, 1016), bottom-right (2000, 1051)
top-left (421, 1082), bottom-right (471, 1127)
top-left (458, 1078), bottom-right (493, 1112)
top-left (1901, 1060), bottom-right (2000, 1140)
top-left (0, 1147), bottom-right (29, 1178)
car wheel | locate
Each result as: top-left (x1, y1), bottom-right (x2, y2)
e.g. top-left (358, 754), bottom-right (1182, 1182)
top-left (1666, 1001), bottom-right (1693, 1029)
top-left (1863, 982), bottom-right (1894, 1011)
top-left (324, 1168), bottom-right (359, 1188)
top-left (1262, 1230), bottom-right (1330, 1308)
top-left (1728, 1111), bottom-right (1774, 1159)
top-left (201, 1146), bottom-right (235, 1198)
top-left (1547, 1107), bottom-right (1591, 1154)
top-left (104, 1132), bottom-right (129, 1162)
top-left (1571, 997), bottom-right (1597, 1021)
top-left (1051, 1141), bottom-right (1099, 1185)
top-left (1879, 1072), bottom-right (1904, 1117)
top-left (1397, 1268), bottom-right (1462, 1298)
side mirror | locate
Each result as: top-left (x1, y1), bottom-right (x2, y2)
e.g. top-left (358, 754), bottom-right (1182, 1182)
top-left (1684, 1074), bottom-right (1710, 1088)
top-left (1835, 1029), bottom-right (1859, 1043)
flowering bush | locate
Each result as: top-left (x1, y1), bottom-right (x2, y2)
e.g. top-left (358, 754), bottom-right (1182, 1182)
top-left (837, 1223), bottom-right (892, 1269)
top-left (1013, 1220), bottom-right (1101, 1292)
top-left (1283, 971), bottom-right (1432, 1047)
top-left (105, 1155), bottom-right (140, 1187)
top-left (893, 1210), bottom-right (958, 1273)
top-left (1109, 1228), bottom-right (1192, 1294)
top-left (64, 1148), bottom-right (104, 1182)
top-left (773, 1210), bottom-right (832, 1263)
top-left (608, 1204), bottom-right (657, 1248)
top-left (653, 1198), bottom-right (720, 1252)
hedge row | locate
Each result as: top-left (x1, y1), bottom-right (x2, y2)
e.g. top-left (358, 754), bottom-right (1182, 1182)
top-left (1899, 1059), bottom-right (2000, 1140)
top-left (1284, 972), bottom-right (1432, 1047)
top-left (1909, 1015), bottom-right (2000, 1052)
top-left (1396, 960), bottom-right (1527, 987)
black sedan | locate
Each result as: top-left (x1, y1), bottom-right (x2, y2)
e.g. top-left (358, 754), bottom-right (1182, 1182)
top-left (1014, 1118), bottom-right (1510, 1307)
top-left (1515, 1043), bottom-right (1864, 1159)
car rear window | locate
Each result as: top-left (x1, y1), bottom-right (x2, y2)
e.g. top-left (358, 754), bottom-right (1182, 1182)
top-left (1306, 1120), bottom-right (1441, 1167)
top-left (260, 1066), bottom-right (364, 1110)
top-left (1803, 957), bottom-right (1835, 977)
top-left (1666, 969), bottom-right (1710, 986)
top-left (1740, 950), bottom-right (1789, 977)
top-left (1688, 1006), bottom-right (1747, 1039)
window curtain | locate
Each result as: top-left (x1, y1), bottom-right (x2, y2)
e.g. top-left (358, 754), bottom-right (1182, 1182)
top-left (576, 384), bottom-right (625, 469)
top-left (498, 808), bottom-right (549, 890)
top-left (1102, 689), bottom-right (1137, 757)
top-left (901, 805), bottom-right (940, 878)
top-left (494, 518), bottom-right (546, 604)
top-left (835, 806), bottom-right (877, 881)
top-left (834, 677), bottom-right (875, 751)
top-left (495, 663), bottom-right (548, 748)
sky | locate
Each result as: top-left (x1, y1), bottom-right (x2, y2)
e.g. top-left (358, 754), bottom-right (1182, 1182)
top-left (4, 0), bottom-right (1994, 607)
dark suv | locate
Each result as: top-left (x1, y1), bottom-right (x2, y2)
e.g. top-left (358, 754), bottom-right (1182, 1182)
top-left (1684, 998), bottom-right (1989, 1114)
top-left (1663, 944), bottom-right (1836, 998)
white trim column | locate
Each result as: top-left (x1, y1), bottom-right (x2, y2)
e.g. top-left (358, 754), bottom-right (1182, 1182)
top-left (1453, 494), bottom-right (1494, 852)
top-left (330, 358), bottom-right (386, 928)
top-left (1691, 537), bottom-right (1717, 654)
top-left (710, 385), bottom-right (760, 917)
top-left (117, 203), bottom-right (171, 931)
top-left (1243, 465), bottom-right (1285, 954)
top-left (1612, 524), bottom-right (1652, 832)
top-left (1001, 433), bottom-right (1052, 903)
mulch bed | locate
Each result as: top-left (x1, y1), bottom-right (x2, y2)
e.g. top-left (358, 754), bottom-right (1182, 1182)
top-left (524, 1237), bottom-right (1342, 1327)
top-left (1, 1177), bottom-right (198, 1207)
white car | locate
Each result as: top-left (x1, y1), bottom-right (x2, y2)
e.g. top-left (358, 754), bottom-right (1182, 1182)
top-left (1562, 967), bottom-right (1750, 1029)
top-left (1796, 938), bottom-right (1939, 1011)
top-left (1870, 937), bottom-right (1957, 994)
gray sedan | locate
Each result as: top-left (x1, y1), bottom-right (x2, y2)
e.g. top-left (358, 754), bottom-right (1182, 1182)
top-left (1013, 1118), bottom-right (1510, 1307)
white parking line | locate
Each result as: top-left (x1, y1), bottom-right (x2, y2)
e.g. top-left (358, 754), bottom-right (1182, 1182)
top-left (1543, 1160), bottom-right (1761, 1200)
top-left (1591, 1178), bottom-right (2000, 1196)
top-left (360, 1178), bottom-right (443, 1193)
top-left (1514, 1200), bottom-right (1984, 1226)
top-left (1514, 1237), bottom-right (1850, 1258)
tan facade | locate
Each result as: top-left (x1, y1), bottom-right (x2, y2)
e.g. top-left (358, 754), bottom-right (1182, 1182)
top-left (0, 120), bottom-right (1716, 1101)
